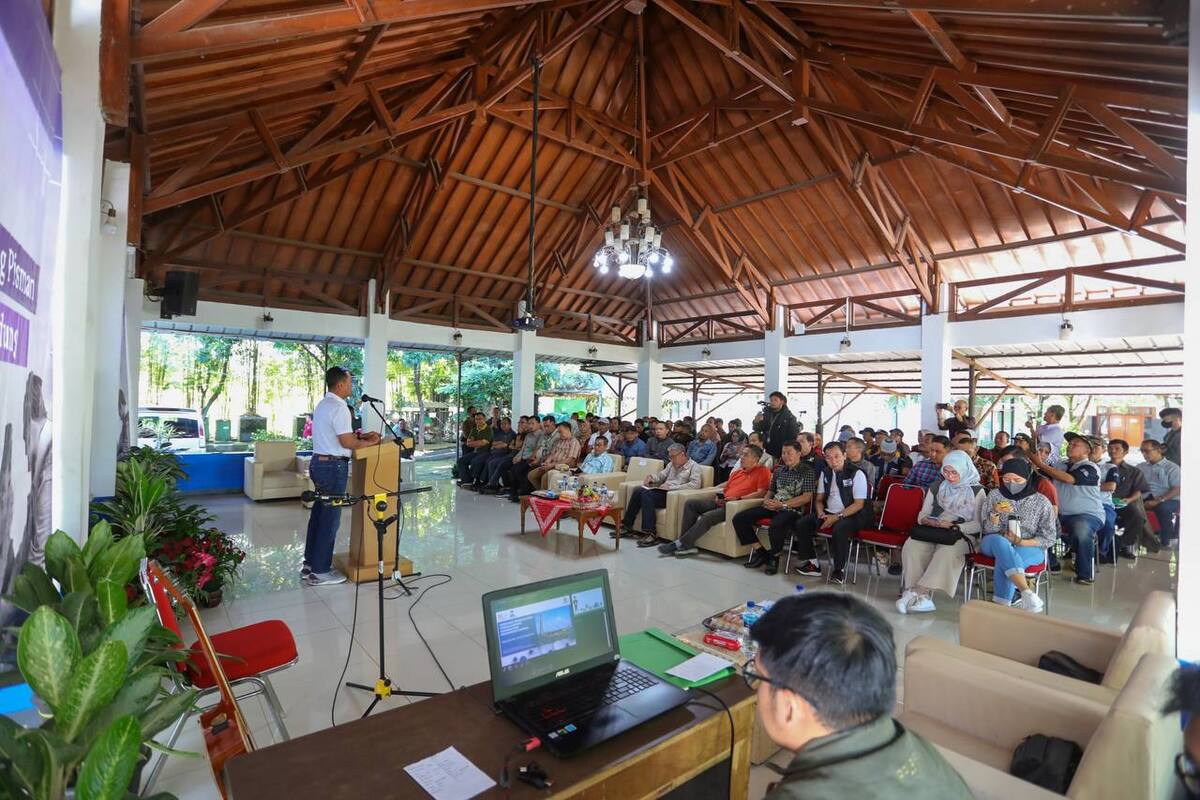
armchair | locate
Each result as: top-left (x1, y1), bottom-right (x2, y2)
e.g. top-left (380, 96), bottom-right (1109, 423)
top-left (243, 441), bottom-right (314, 501)
top-left (618, 465), bottom-right (715, 538)
top-left (545, 454), bottom-right (626, 494)
top-left (651, 487), bottom-right (759, 558)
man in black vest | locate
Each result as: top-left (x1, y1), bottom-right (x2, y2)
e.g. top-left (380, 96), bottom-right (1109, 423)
top-left (789, 441), bottom-right (872, 584)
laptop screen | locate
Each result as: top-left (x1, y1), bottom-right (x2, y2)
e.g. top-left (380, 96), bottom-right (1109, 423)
top-left (482, 570), bottom-right (620, 703)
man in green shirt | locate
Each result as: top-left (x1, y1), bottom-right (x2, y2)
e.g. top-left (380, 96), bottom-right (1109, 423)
top-left (456, 411), bottom-right (493, 487)
top-left (749, 593), bottom-right (972, 800)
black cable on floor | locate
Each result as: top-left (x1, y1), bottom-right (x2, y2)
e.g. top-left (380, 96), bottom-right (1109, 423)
top-left (330, 575), bottom-right (362, 728)
top-left (385, 572), bottom-right (455, 691)
top-left (690, 686), bottom-right (736, 797)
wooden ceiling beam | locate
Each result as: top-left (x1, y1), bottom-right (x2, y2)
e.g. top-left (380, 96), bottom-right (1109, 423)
top-left (133, 0), bottom-right (557, 62)
top-left (953, 354), bottom-right (1035, 398)
top-left (753, 0), bottom-right (1168, 22)
top-left (790, 358), bottom-right (904, 398)
top-left (906, 9), bottom-right (1011, 126)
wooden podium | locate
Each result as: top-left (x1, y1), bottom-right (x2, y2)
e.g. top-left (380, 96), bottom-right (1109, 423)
top-left (332, 445), bottom-right (415, 582)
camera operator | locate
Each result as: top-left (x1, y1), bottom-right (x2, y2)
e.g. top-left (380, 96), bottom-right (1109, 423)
top-left (936, 399), bottom-right (975, 441)
top-left (760, 391), bottom-right (800, 460)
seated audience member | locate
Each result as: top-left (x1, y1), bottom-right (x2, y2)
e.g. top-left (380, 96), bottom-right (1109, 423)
top-left (715, 429), bottom-right (747, 483)
top-left (997, 446), bottom-right (1059, 511)
top-left (578, 436), bottom-right (613, 475)
top-left (1104, 439), bottom-right (1158, 555)
top-left (728, 418), bottom-right (743, 439)
top-left (844, 438), bottom-right (877, 493)
top-left (612, 425), bottom-right (647, 461)
top-left (627, 444), bottom-right (702, 546)
top-left (634, 419), bottom-right (648, 440)
top-left (645, 421), bottom-right (673, 461)
top-left (889, 428), bottom-right (909, 457)
top-left (836, 424), bottom-right (855, 444)
top-left (1139, 439), bottom-right (1181, 546)
top-left (588, 418), bottom-right (611, 449)
top-left (1160, 407), bottom-right (1182, 467)
top-left (510, 415), bottom-right (555, 501)
top-left (576, 420), bottom-right (592, 449)
top-left (910, 430), bottom-right (934, 464)
top-left (868, 429), bottom-right (887, 458)
top-left (786, 442), bottom-right (873, 584)
top-left (897, 451), bottom-right (986, 614)
top-left (796, 432), bottom-right (824, 472)
top-left (1029, 432), bottom-right (1103, 585)
top-left (977, 458), bottom-right (1056, 612)
top-left (456, 411), bottom-right (494, 487)
top-left (687, 423), bottom-right (719, 466)
top-left (955, 435), bottom-right (999, 490)
top-left (526, 422), bottom-right (581, 492)
top-left (1089, 437), bottom-right (1119, 561)
top-left (858, 427), bottom-right (875, 445)
top-left (658, 444), bottom-right (772, 557)
top-left (731, 442), bottom-right (816, 575)
top-left (1026, 404), bottom-right (1066, 465)
top-left (568, 412), bottom-right (581, 433)
top-left (476, 417), bottom-right (519, 493)
top-left (750, 593), bottom-right (973, 800)
top-left (979, 430), bottom-right (1009, 462)
top-left (1036, 440), bottom-right (1053, 464)
top-left (904, 435), bottom-right (948, 488)
top-left (872, 437), bottom-right (912, 489)
top-left (1162, 665), bottom-right (1200, 800)
top-left (749, 431), bottom-right (774, 471)
top-left (672, 421), bottom-right (694, 446)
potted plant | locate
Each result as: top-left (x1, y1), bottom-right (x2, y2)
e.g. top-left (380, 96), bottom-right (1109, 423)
top-left (0, 523), bottom-right (199, 799)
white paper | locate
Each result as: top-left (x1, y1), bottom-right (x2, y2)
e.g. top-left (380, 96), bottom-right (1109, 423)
top-left (404, 746), bottom-right (496, 800)
top-left (665, 652), bottom-right (734, 683)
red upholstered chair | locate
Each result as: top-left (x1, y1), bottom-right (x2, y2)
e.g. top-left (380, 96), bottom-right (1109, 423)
top-left (848, 484), bottom-right (925, 583)
top-left (963, 549), bottom-right (1050, 612)
top-left (876, 475), bottom-right (904, 503)
top-left (140, 560), bottom-right (298, 794)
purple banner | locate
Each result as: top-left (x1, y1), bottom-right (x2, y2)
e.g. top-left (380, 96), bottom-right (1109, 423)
top-left (0, 299), bottom-right (29, 367)
top-left (0, 222), bottom-right (38, 313)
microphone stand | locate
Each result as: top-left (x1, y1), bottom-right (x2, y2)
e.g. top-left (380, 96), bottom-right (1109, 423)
top-left (314, 486), bottom-right (437, 717)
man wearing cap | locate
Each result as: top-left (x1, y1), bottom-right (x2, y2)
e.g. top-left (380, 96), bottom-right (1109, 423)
top-left (1030, 432), bottom-right (1104, 585)
top-left (872, 437), bottom-right (911, 488)
top-left (1160, 408), bottom-right (1181, 466)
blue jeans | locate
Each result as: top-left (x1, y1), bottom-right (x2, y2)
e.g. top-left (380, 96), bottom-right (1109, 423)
top-left (484, 452), bottom-right (514, 487)
top-left (980, 533), bottom-right (1046, 602)
top-left (1097, 504), bottom-right (1117, 560)
top-left (1150, 498), bottom-right (1180, 544)
top-left (304, 458), bottom-right (349, 574)
top-left (1060, 513), bottom-right (1102, 581)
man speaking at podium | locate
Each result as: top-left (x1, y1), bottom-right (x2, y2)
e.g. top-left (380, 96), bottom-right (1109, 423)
top-left (303, 366), bottom-right (381, 586)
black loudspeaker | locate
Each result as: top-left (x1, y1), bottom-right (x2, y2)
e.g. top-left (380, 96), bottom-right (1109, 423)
top-left (161, 270), bottom-right (199, 318)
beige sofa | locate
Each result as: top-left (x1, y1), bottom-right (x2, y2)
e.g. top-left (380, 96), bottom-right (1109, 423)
top-left (649, 486), bottom-right (759, 558)
top-left (907, 592), bottom-right (1176, 707)
top-left (243, 441), bottom-right (314, 501)
top-left (618, 465), bottom-right (715, 540)
top-left (900, 649), bottom-right (1180, 799)
top-left (545, 454), bottom-right (625, 495)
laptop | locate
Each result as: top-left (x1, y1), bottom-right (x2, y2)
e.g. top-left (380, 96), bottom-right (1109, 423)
top-left (481, 569), bottom-right (692, 757)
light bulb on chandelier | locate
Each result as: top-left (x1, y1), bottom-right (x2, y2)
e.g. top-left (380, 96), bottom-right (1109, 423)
top-left (592, 194), bottom-right (672, 280)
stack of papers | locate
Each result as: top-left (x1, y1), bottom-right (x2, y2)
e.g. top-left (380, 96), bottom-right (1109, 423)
top-left (665, 652), bottom-right (735, 683)
top-left (404, 746), bottom-right (496, 800)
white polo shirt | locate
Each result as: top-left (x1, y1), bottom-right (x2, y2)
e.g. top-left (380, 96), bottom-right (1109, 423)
top-left (312, 391), bottom-right (353, 457)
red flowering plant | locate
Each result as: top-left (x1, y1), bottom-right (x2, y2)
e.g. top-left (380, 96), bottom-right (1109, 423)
top-left (155, 527), bottom-right (246, 604)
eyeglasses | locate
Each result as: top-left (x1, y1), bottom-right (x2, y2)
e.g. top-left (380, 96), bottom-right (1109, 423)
top-left (741, 657), bottom-right (793, 693)
top-left (1178, 752), bottom-right (1200, 795)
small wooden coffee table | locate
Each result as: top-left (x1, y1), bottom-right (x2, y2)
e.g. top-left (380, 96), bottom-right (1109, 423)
top-left (520, 496), bottom-right (622, 555)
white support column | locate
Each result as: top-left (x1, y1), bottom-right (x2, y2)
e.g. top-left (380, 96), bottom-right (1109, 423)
top-left (88, 161), bottom-right (132, 498)
top-left (919, 300), bottom-right (952, 433)
top-left (1177, 0), bottom-right (1198, 663)
top-left (362, 280), bottom-right (389, 404)
top-left (512, 330), bottom-right (536, 414)
top-left (763, 304), bottom-right (788, 401)
top-left (637, 337), bottom-right (663, 418)
top-left (52, 0), bottom-right (106, 536)
top-left (125, 278), bottom-right (144, 419)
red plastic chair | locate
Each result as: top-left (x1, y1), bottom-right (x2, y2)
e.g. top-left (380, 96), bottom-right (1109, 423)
top-left (964, 549), bottom-right (1050, 612)
top-left (849, 484), bottom-right (925, 583)
top-left (140, 560), bottom-right (298, 793)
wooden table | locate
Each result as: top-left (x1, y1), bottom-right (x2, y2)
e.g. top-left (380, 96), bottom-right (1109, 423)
top-left (226, 675), bottom-right (755, 800)
top-left (519, 496), bottom-right (622, 555)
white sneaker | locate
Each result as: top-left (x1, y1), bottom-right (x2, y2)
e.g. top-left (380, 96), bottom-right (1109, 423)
top-left (305, 570), bottom-right (347, 586)
top-left (1020, 591), bottom-right (1045, 614)
top-left (908, 595), bottom-right (935, 613)
top-left (895, 590), bottom-right (917, 615)
top-left (992, 594), bottom-right (1016, 606)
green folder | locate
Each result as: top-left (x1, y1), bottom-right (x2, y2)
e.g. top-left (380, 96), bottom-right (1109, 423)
top-left (618, 627), bottom-right (735, 689)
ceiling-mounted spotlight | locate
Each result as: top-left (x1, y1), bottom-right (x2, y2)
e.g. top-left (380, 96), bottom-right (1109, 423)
top-left (100, 200), bottom-right (118, 235)
top-left (839, 334), bottom-right (852, 352)
top-left (838, 297), bottom-right (852, 351)
top-left (452, 330), bottom-right (463, 344)
top-left (1058, 318), bottom-right (1074, 341)
top-left (701, 347), bottom-right (712, 359)
top-left (587, 346), bottom-right (598, 357)
top-left (259, 311), bottom-right (274, 329)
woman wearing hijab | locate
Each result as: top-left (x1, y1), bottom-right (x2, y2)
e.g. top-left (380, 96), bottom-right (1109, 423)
top-left (896, 450), bottom-right (987, 614)
top-left (978, 457), bottom-right (1057, 613)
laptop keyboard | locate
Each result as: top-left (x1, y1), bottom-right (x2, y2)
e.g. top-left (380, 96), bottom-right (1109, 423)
top-left (526, 664), bottom-right (658, 723)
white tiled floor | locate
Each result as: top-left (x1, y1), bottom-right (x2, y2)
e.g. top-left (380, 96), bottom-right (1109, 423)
top-left (157, 480), bottom-right (1178, 799)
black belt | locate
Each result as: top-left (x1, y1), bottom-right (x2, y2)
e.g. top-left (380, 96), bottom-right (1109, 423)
top-left (313, 454), bottom-right (350, 462)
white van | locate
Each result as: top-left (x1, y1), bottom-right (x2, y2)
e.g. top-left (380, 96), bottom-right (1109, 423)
top-left (137, 406), bottom-right (207, 452)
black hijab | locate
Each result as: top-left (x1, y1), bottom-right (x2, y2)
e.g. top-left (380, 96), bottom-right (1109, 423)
top-left (998, 457), bottom-right (1039, 501)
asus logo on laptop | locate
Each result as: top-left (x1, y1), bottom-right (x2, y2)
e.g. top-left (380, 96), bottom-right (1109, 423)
top-left (555, 668), bottom-right (570, 678)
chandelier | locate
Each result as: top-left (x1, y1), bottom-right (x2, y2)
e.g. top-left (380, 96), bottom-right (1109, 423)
top-left (592, 196), bottom-right (673, 280)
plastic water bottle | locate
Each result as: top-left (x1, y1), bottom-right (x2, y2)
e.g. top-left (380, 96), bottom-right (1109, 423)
top-left (740, 601), bottom-right (759, 658)
top-left (571, 476), bottom-right (579, 491)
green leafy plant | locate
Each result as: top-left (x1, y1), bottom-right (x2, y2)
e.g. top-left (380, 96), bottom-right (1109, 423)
top-left (249, 430), bottom-right (293, 443)
top-left (2, 523), bottom-right (199, 799)
top-left (91, 460), bottom-right (174, 546)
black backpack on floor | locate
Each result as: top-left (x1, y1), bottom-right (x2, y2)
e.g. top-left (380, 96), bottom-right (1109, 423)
top-left (1010, 733), bottom-right (1082, 792)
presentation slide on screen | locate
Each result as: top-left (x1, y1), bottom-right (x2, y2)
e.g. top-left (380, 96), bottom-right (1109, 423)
top-left (493, 583), bottom-right (609, 674)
